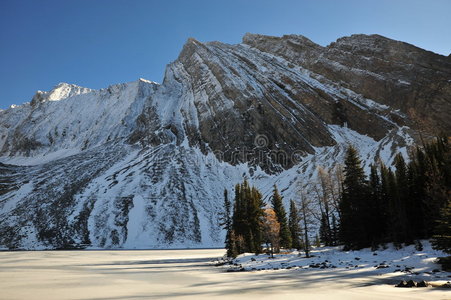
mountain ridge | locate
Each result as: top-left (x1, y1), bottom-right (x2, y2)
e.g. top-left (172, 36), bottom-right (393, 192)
top-left (0, 33), bottom-right (449, 250)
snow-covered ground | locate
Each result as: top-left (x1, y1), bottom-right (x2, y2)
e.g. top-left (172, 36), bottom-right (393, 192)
top-left (226, 241), bottom-right (451, 286)
top-left (0, 246), bottom-right (449, 300)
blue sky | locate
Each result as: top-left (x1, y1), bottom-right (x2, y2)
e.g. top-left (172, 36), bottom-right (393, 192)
top-left (1, 0), bottom-right (450, 109)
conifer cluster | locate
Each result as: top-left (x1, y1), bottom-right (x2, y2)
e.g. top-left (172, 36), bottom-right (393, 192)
top-left (224, 181), bottom-right (303, 257)
top-left (339, 136), bottom-right (450, 250)
top-left (223, 137), bottom-right (450, 258)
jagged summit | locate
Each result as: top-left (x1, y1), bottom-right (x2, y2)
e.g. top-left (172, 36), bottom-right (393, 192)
top-left (242, 32), bottom-right (320, 48)
top-left (137, 78), bottom-right (158, 84)
top-left (31, 82), bottom-right (92, 105)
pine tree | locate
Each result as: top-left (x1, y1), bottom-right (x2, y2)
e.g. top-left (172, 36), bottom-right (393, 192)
top-left (424, 136), bottom-right (450, 234)
top-left (271, 185), bottom-right (292, 249)
top-left (248, 185), bottom-right (265, 254)
top-left (227, 230), bottom-right (239, 258)
top-left (377, 162), bottom-right (404, 247)
top-left (431, 199), bottom-right (451, 254)
top-left (319, 214), bottom-right (329, 245)
top-left (406, 158), bottom-right (427, 239)
top-left (339, 146), bottom-right (370, 249)
top-left (319, 214), bottom-right (332, 246)
top-left (230, 180), bottom-right (265, 255)
top-left (394, 154), bottom-right (412, 243)
top-left (367, 164), bottom-right (386, 244)
top-left (288, 200), bottom-right (302, 250)
top-left (221, 189), bottom-right (234, 257)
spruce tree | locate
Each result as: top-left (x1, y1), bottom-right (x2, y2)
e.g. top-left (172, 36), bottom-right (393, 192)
top-left (319, 214), bottom-right (329, 245)
top-left (431, 199), bottom-right (451, 254)
top-left (228, 230), bottom-right (239, 258)
top-left (230, 180), bottom-right (265, 255)
top-left (394, 154), bottom-right (412, 243)
top-left (407, 158), bottom-right (427, 239)
top-left (221, 189), bottom-right (234, 257)
top-left (339, 146), bottom-right (369, 249)
top-left (368, 164), bottom-right (386, 244)
top-left (271, 185), bottom-right (292, 249)
top-left (385, 164), bottom-right (403, 247)
top-left (288, 200), bottom-right (302, 250)
top-left (424, 136), bottom-right (450, 234)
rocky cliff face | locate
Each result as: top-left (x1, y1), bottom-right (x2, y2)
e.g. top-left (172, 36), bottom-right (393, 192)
top-left (243, 33), bottom-right (451, 135)
top-left (0, 33), bottom-right (449, 249)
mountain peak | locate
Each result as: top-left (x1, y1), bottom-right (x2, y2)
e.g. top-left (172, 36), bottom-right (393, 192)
top-left (31, 82), bottom-right (92, 106)
top-left (242, 33), bottom-right (320, 48)
top-left (137, 78), bottom-right (158, 85)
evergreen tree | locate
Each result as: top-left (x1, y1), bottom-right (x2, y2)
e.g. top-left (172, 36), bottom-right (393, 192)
top-left (339, 146), bottom-right (370, 249)
top-left (379, 162), bottom-right (405, 247)
top-left (406, 158), bottom-right (427, 239)
top-left (288, 200), bottom-right (302, 250)
top-left (335, 137), bottom-right (449, 250)
top-left (231, 183), bottom-right (245, 254)
top-left (228, 179), bottom-right (265, 256)
top-left (227, 230), bottom-right (239, 258)
top-left (394, 154), bottom-right (412, 243)
top-left (424, 136), bottom-right (450, 234)
top-left (221, 189), bottom-right (234, 257)
top-left (368, 164), bottom-right (386, 244)
top-left (248, 185), bottom-right (265, 254)
top-left (271, 185), bottom-right (292, 249)
top-left (431, 199), bottom-right (451, 254)
top-left (319, 214), bottom-right (329, 245)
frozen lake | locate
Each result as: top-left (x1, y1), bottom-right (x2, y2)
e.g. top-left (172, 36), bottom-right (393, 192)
top-left (0, 249), bottom-right (448, 299)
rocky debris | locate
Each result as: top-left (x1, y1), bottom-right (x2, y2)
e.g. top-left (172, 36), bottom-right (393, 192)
top-left (375, 263), bottom-right (389, 269)
top-left (405, 280), bottom-right (417, 287)
top-left (416, 280), bottom-right (429, 287)
top-left (396, 280), bottom-right (432, 288)
top-left (396, 280), bottom-right (417, 287)
top-left (395, 280), bottom-right (408, 287)
top-left (226, 268), bottom-right (245, 272)
top-left (309, 261), bottom-right (334, 269)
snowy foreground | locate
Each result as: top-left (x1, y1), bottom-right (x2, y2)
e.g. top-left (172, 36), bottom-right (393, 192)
top-left (1, 245), bottom-right (450, 300)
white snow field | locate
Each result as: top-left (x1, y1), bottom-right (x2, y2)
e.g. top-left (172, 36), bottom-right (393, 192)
top-left (0, 246), bottom-right (449, 299)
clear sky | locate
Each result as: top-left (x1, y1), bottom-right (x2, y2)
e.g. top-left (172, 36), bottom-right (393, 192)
top-left (1, 0), bottom-right (450, 109)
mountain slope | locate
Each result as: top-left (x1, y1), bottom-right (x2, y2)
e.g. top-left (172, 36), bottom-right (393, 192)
top-left (0, 33), bottom-right (449, 249)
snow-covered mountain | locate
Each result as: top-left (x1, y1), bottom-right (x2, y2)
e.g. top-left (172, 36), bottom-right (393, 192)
top-left (1, 33), bottom-right (450, 250)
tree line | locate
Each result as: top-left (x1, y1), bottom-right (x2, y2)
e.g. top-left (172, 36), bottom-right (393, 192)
top-left (223, 136), bottom-right (450, 258)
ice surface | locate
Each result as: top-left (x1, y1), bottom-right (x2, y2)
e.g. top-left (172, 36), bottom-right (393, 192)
top-left (0, 248), bottom-right (449, 300)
